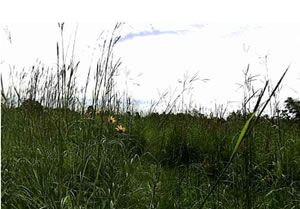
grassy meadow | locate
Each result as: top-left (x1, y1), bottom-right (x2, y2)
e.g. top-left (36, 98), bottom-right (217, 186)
top-left (1, 23), bottom-right (300, 209)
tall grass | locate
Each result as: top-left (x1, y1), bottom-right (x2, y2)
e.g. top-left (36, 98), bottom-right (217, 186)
top-left (1, 23), bottom-right (300, 209)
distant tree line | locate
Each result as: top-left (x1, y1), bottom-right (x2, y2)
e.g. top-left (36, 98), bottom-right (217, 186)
top-left (283, 97), bottom-right (300, 120)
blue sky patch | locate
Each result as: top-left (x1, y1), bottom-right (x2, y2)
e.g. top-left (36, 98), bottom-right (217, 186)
top-left (120, 28), bottom-right (188, 41)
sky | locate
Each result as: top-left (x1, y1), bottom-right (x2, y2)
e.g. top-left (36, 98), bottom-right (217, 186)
top-left (1, 22), bottom-right (300, 114)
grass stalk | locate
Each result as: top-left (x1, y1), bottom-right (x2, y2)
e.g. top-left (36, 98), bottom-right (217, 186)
top-left (199, 66), bottom-right (289, 209)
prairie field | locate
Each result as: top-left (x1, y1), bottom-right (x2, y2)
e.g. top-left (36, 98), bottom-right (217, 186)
top-left (1, 23), bottom-right (300, 209)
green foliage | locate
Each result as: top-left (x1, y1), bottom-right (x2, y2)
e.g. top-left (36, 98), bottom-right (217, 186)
top-left (2, 105), bottom-right (300, 209)
top-left (1, 23), bottom-right (299, 209)
top-left (285, 97), bottom-right (300, 119)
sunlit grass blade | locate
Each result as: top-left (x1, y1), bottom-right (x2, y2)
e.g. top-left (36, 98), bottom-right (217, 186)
top-left (232, 111), bottom-right (256, 156)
